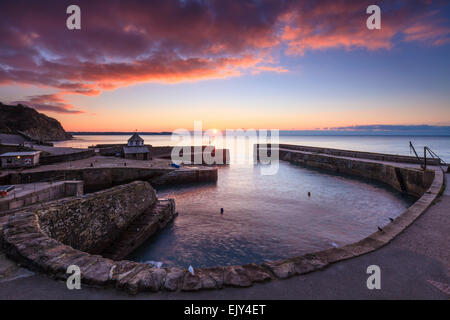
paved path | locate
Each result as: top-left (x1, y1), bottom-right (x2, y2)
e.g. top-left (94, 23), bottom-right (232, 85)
top-left (0, 174), bottom-right (448, 300)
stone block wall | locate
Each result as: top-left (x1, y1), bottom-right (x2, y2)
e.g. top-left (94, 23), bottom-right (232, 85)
top-left (256, 144), bottom-right (441, 165)
top-left (1, 166), bottom-right (218, 193)
top-left (64, 181), bottom-right (84, 197)
top-left (1, 167), bottom-right (171, 193)
top-left (37, 181), bottom-right (156, 254)
top-left (97, 145), bottom-right (124, 156)
top-left (152, 146), bottom-right (231, 165)
top-left (102, 199), bottom-right (177, 260)
top-left (40, 149), bottom-right (96, 165)
top-left (150, 168), bottom-right (218, 186)
top-left (0, 181), bottom-right (84, 212)
top-left (279, 149), bottom-right (434, 197)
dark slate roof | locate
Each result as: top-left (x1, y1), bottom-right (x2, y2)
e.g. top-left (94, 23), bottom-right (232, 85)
top-left (0, 151), bottom-right (41, 157)
top-left (123, 146), bottom-right (150, 154)
top-left (128, 132), bottom-right (144, 143)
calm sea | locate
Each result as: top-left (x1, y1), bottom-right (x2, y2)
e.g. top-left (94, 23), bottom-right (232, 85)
top-left (55, 134), bottom-right (450, 162)
top-left (55, 135), bottom-right (448, 268)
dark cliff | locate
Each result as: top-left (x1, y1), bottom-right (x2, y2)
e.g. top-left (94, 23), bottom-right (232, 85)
top-left (0, 103), bottom-right (72, 141)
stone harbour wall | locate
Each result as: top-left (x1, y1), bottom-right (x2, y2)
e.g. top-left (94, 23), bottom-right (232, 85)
top-left (40, 149), bottom-right (96, 165)
top-left (2, 168), bottom-right (169, 193)
top-left (37, 181), bottom-right (156, 254)
top-left (93, 145), bottom-right (231, 165)
top-left (278, 148), bottom-right (434, 198)
top-left (258, 143), bottom-right (441, 165)
top-left (102, 199), bottom-right (177, 261)
top-left (1, 166), bottom-right (218, 193)
top-left (0, 181), bottom-right (83, 213)
top-left (150, 167), bottom-right (218, 187)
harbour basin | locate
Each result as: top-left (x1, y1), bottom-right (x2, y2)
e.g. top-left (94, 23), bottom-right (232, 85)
top-left (129, 161), bottom-right (416, 268)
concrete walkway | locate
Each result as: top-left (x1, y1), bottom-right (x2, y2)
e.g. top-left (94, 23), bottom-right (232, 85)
top-left (0, 174), bottom-right (448, 300)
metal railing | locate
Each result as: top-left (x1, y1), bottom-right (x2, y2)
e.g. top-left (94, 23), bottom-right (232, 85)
top-left (409, 141), bottom-right (448, 171)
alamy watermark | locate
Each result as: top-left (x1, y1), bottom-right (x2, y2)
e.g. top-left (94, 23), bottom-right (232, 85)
top-left (366, 5), bottom-right (381, 30)
top-left (366, 265), bottom-right (381, 290)
top-left (66, 4), bottom-right (381, 31)
top-left (66, 5), bottom-right (81, 30)
top-left (66, 265), bottom-right (81, 290)
top-left (170, 121), bottom-right (280, 175)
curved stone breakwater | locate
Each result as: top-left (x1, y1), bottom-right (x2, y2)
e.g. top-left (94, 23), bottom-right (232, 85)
top-left (0, 148), bottom-right (445, 294)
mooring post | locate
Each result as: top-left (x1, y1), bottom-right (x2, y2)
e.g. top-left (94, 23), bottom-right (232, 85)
top-left (424, 147), bottom-right (427, 170)
top-left (409, 141), bottom-right (425, 170)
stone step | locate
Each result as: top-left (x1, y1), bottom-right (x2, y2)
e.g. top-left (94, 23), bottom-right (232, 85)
top-left (101, 199), bottom-right (176, 261)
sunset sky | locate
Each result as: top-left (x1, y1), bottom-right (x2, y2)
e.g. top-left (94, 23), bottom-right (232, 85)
top-left (1, 0), bottom-right (449, 132)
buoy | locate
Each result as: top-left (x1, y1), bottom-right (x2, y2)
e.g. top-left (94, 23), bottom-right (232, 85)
top-left (220, 208), bottom-right (224, 214)
top-left (308, 192), bottom-right (311, 197)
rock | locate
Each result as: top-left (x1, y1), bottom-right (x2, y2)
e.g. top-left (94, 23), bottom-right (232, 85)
top-left (200, 275), bottom-right (216, 289)
top-left (111, 260), bottom-right (141, 282)
top-left (223, 266), bottom-right (252, 287)
top-left (83, 258), bottom-right (116, 286)
top-left (262, 260), bottom-right (296, 279)
top-left (201, 267), bottom-right (224, 289)
top-left (113, 262), bottom-right (152, 294)
top-left (291, 254), bottom-right (327, 275)
top-left (242, 264), bottom-right (273, 283)
top-left (0, 103), bottom-right (72, 141)
top-left (164, 268), bottom-right (185, 291)
top-left (120, 265), bottom-right (155, 295)
top-left (139, 268), bottom-right (166, 292)
top-left (182, 272), bottom-right (202, 291)
top-left (39, 246), bottom-right (83, 275)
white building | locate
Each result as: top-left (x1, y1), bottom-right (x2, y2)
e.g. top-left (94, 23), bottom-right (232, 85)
top-left (123, 133), bottom-right (151, 160)
top-left (0, 151), bottom-right (41, 168)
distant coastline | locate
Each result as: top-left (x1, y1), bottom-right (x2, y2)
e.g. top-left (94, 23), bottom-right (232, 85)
top-left (68, 131), bottom-right (450, 137)
top-left (69, 132), bottom-right (172, 136)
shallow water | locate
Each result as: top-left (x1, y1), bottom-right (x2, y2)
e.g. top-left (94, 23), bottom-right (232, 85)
top-left (128, 162), bottom-right (415, 268)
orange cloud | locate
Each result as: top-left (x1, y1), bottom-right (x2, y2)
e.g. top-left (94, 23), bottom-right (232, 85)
top-left (280, 0), bottom-right (450, 55)
top-left (12, 94), bottom-right (84, 114)
top-left (0, 0), bottom-right (449, 113)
